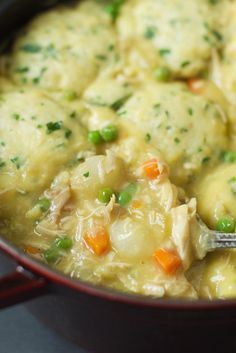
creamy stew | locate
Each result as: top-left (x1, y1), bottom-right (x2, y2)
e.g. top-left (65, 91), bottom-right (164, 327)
top-left (0, 0), bottom-right (236, 299)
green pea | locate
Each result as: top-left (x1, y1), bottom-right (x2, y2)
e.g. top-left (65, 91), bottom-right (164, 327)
top-left (117, 191), bottom-right (132, 206)
top-left (216, 216), bottom-right (235, 233)
top-left (38, 197), bottom-right (51, 212)
top-left (100, 125), bottom-right (118, 142)
top-left (155, 66), bottom-right (171, 82)
top-left (222, 151), bottom-right (236, 163)
top-left (88, 130), bottom-right (104, 145)
top-left (54, 236), bottom-right (73, 250)
top-left (98, 187), bottom-right (113, 204)
top-left (43, 247), bottom-right (60, 263)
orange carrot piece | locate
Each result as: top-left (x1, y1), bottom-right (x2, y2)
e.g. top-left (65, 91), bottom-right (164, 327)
top-left (25, 245), bottom-right (41, 255)
top-left (187, 78), bottom-right (204, 94)
top-left (153, 248), bottom-right (181, 275)
top-left (143, 158), bottom-right (160, 179)
top-left (84, 227), bottom-right (110, 256)
top-left (132, 200), bottom-right (142, 209)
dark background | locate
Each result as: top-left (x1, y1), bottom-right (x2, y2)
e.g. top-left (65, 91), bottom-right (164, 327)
top-left (0, 252), bottom-right (87, 353)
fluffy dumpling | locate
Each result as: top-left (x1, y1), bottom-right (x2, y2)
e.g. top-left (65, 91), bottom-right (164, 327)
top-left (119, 81), bottom-right (228, 183)
top-left (118, 0), bottom-right (224, 78)
top-left (6, 0), bottom-right (117, 94)
top-left (191, 163), bottom-right (236, 228)
top-left (0, 89), bottom-right (89, 219)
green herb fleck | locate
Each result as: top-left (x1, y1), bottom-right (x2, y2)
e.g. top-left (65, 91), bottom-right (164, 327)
top-left (145, 133), bottom-right (151, 142)
top-left (20, 43), bottom-right (42, 53)
top-left (64, 128), bottom-right (72, 139)
top-left (188, 107), bottom-right (193, 116)
top-left (0, 159), bottom-right (6, 168)
top-left (70, 111), bottom-right (77, 118)
top-left (105, 0), bottom-right (125, 21)
top-left (202, 156), bottom-right (211, 164)
top-left (174, 137), bottom-right (180, 144)
top-left (10, 156), bottom-right (21, 169)
top-left (15, 66), bottom-right (29, 73)
top-left (12, 113), bottom-right (21, 121)
top-left (212, 30), bottom-right (223, 42)
top-left (83, 171), bottom-right (90, 178)
top-left (110, 94), bottom-right (131, 111)
top-left (46, 121), bottom-right (63, 134)
top-left (95, 54), bottom-right (107, 61)
top-left (159, 48), bottom-right (171, 56)
top-left (222, 151), bottom-right (236, 163)
top-left (181, 61), bottom-right (191, 68)
top-left (144, 26), bottom-right (157, 39)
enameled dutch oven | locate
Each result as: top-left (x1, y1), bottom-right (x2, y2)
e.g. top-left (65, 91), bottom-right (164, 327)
top-left (0, 2), bottom-right (236, 352)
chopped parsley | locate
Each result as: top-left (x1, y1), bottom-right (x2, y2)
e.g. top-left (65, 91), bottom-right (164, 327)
top-left (222, 151), bottom-right (236, 163)
top-left (174, 137), bottom-right (180, 144)
top-left (202, 156), bottom-right (211, 164)
top-left (180, 127), bottom-right (188, 133)
top-left (212, 29), bottom-right (223, 42)
top-left (181, 61), bottom-right (191, 68)
top-left (159, 48), bottom-right (171, 56)
top-left (0, 159), bottom-right (6, 168)
top-left (83, 171), bottom-right (90, 178)
top-left (110, 94), bottom-right (132, 111)
top-left (145, 133), bottom-right (151, 142)
top-left (32, 67), bottom-right (47, 85)
top-left (144, 26), bottom-right (157, 39)
top-left (69, 111), bottom-right (77, 119)
top-left (10, 156), bottom-right (21, 169)
top-left (64, 128), bottom-right (72, 139)
top-left (105, 0), bottom-right (125, 22)
top-left (95, 54), bottom-right (107, 61)
top-left (15, 66), bottom-right (29, 73)
top-left (12, 113), bottom-right (21, 121)
top-left (46, 121), bottom-right (63, 134)
top-left (153, 103), bottom-right (161, 111)
top-left (188, 107), bottom-right (193, 116)
top-left (20, 43), bottom-right (42, 53)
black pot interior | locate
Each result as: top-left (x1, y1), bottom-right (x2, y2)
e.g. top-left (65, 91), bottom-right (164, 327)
top-left (0, 0), bottom-right (67, 45)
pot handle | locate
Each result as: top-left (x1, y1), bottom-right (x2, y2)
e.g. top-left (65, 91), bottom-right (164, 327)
top-left (0, 265), bottom-right (47, 309)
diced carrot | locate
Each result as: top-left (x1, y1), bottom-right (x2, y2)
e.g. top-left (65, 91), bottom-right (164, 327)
top-left (25, 245), bottom-right (41, 255)
top-left (143, 158), bottom-right (160, 179)
top-left (187, 78), bottom-right (204, 94)
top-left (153, 248), bottom-right (181, 275)
top-left (132, 200), bottom-right (142, 209)
top-left (84, 227), bottom-right (110, 256)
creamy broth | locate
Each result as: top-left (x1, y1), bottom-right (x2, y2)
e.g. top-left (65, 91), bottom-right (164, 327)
top-left (0, 0), bottom-right (236, 299)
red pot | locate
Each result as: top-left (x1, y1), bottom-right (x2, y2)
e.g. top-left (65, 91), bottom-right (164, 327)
top-left (0, 2), bottom-right (236, 352)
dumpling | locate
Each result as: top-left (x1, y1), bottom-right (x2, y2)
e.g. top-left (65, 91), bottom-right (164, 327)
top-left (7, 1), bottom-right (117, 94)
top-left (118, 0), bottom-right (224, 78)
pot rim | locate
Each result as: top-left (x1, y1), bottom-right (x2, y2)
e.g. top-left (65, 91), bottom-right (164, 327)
top-left (1, 236), bottom-right (236, 310)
